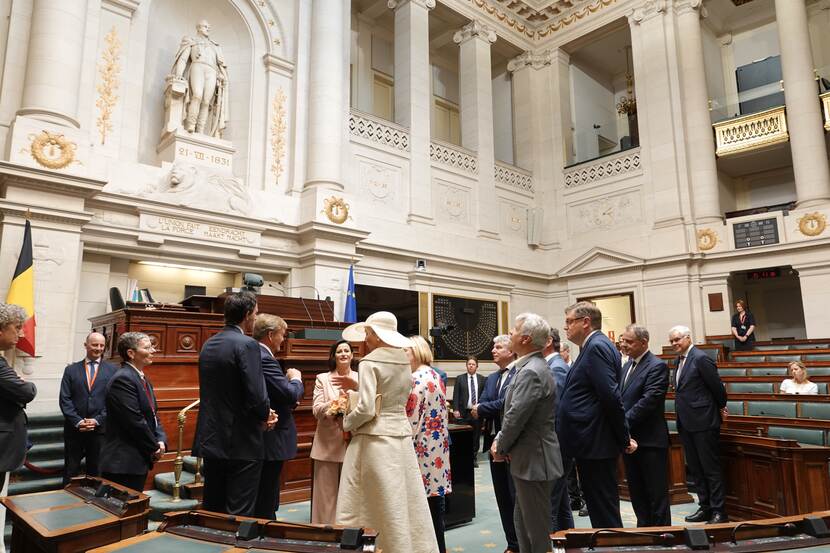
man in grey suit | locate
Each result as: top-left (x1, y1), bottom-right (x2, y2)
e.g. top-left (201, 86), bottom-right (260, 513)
top-left (491, 313), bottom-right (563, 553)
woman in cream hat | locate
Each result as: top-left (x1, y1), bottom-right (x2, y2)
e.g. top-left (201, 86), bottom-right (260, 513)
top-left (335, 312), bottom-right (438, 553)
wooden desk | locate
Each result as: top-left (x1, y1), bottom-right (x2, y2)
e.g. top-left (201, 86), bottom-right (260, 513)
top-left (88, 510), bottom-right (378, 552)
top-left (0, 477), bottom-right (149, 552)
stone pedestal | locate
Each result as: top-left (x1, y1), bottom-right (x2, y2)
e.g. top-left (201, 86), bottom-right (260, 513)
top-left (156, 129), bottom-right (235, 175)
top-left (161, 76), bottom-right (189, 136)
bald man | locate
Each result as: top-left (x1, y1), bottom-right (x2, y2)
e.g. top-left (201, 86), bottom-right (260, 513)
top-left (59, 332), bottom-right (118, 483)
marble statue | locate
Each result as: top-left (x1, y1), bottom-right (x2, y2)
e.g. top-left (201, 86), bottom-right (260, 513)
top-left (171, 20), bottom-right (229, 137)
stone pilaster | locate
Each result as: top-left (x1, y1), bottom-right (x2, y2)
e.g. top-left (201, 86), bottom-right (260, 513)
top-left (390, 0), bottom-right (435, 224)
top-left (454, 21), bottom-right (498, 239)
top-left (775, 0), bottom-right (830, 207)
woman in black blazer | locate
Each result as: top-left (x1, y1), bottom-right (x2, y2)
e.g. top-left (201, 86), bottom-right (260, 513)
top-left (730, 300), bottom-right (756, 351)
top-left (100, 332), bottom-right (167, 492)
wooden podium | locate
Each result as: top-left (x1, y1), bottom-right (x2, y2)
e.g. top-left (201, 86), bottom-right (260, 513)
top-left (0, 476), bottom-right (149, 553)
top-left (89, 293), bottom-right (358, 501)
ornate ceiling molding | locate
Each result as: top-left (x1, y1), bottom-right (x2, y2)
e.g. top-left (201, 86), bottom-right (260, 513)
top-left (461, 0), bottom-right (618, 42)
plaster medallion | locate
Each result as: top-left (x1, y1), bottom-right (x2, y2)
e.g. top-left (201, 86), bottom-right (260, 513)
top-left (797, 212), bottom-right (827, 237)
top-left (696, 228), bottom-right (718, 251)
top-left (29, 131), bottom-right (77, 170)
top-left (322, 196), bottom-right (350, 224)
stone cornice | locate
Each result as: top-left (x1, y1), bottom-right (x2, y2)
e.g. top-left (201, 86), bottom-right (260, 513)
top-left (453, 20), bottom-right (497, 46)
top-left (0, 161), bottom-right (106, 199)
top-left (262, 53), bottom-right (295, 77)
top-left (628, 0), bottom-right (668, 25)
top-left (388, 0), bottom-right (436, 10)
top-left (0, 200), bottom-right (93, 229)
top-left (101, 0), bottom-right (141, 18)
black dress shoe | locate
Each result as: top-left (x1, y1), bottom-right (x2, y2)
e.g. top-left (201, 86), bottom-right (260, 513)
top-left (578, 507), bottom-right (589, 517)
top-left (708, 512), bottom-right (728, 524)
top-left (684, 508), bottom-right (711, 523)
top-left (570, 499), bottom-right (585, 511)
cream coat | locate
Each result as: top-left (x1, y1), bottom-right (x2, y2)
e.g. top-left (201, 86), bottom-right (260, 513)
top-left (336, 347), bottom-right (438, 553)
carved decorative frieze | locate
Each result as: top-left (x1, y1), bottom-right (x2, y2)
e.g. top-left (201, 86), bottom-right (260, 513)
top-left (464, 0), bottom-right (617, 41)
top-left (495, 161), bottom-right (533, 193)
top-left (270, 88), bottom-right (287, 182)
top-left (713, 106), bottom-right (789, 157)
top-left (568, 191), bottom-right (642, 232)
top-left (507, 50), bottom-right (555, 73)
top-left (96, 26), bottom-right (122, 145)
top-left (430, 141), bottom-right (478, 175)
top-left (348, 110), bottom-right (410, 152)
top-left (563, 148), bottom-right (641, 188)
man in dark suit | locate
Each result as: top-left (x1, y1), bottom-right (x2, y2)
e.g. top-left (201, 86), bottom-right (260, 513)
top-left (492, 313), bottom-right (563, 553)
top-left (100, 332), bottom-right (167, 492)
top-left (472, 335), bottom-right (519, 553)
top-left (619, 324), bottom-right (670, 527)
top-left (252, 314), bottom-right (304, 520)
top-left (544, 327), bottom-right (573, 532)
top-left (59, 332), bottom-right (118, 484)
top-left (0, 303), bottom-right (38, 487)
top-left (558, 301), bottom-right (636, 529)
top-left (194, 291), bottom-right (276, 516)
top-left (452, 357), bottom-right (486, 466)
top-left (669, 325), bottom-right (728, 524)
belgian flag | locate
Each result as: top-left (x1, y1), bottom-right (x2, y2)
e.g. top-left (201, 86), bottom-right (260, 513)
top-left (6, 220), bottom-right (35, 356)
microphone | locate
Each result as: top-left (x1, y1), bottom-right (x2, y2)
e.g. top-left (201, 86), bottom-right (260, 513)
top-left (267, 283), bottom-right (335, 325)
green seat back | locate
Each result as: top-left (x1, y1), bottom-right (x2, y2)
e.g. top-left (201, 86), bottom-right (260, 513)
top-left (755, 345), bottom-right (786, 351)
top-left (801, 402), bottom-right (830, 420)
top-left (805, 354), bottom-right (830, 362)
top-left (730, 382), bottom-right (774, 393)
top-left (701, 348), bottom-right (720, 362)
top-left (767, 426), bottom-right (826, 446)
top-left (727, 400), bottom-right (744, 415)
top-left (733, 355), bottom-right (760, 363)
top-left (719, 368), bottom-right (747, 376)
top-left (768, 355), bottom-right (801, 363)
top-left (665, 399), bottom-right (675, 413)
top-left (818, 383), bottom-right (828, 394)
top-left (750, 367), bottom-right (788, 376)
top-left (666, 420), bottom-right (677, 432)
top-left (747, 401), bottom-right (797, 418)
top-left (808, 367), bottom-right (830, 376)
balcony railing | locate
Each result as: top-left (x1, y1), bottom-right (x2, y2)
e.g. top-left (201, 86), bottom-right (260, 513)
top-left (495, 161), bottom-right (533, 193)
top-left (822, 91), bottom-right (830, 131)
top-left (429, 139), bottom-right (478, 175)
top-left (713, 106), bottom-right (789, 157)
top-left (348, 110), bottom-right (410, 152)
top-left (563, 147), bottom-right (641, 189)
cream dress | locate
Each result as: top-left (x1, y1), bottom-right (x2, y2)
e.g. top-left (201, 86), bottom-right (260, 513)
top-left (335, 347), bottom-right (439, 553)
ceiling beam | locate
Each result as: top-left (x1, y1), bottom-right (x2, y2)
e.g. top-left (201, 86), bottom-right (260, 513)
top-left (360, 0), bottom-right (390, 21)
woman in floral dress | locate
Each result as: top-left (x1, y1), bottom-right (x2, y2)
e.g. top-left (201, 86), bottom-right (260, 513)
top-left (405, 335), bottom-right (452, 553)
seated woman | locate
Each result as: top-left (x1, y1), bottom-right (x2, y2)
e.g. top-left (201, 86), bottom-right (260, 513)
top-left (731, 300), bottom-right (756, 351)
top-left (780, 361), bottom-right (819, 395)
top-left (336, 312), bottom-right (438, 553)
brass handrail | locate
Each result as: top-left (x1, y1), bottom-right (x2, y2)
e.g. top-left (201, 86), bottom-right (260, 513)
top-left (172, 399), bottom-right (200, 502)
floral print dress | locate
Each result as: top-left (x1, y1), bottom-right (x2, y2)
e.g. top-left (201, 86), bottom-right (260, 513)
top-left (406, 365), bottom-right (452, 497)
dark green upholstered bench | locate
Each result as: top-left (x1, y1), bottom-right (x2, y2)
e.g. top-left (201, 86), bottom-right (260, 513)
top-left (767, 355), bottom-right (801, 363)
top-left (747, 401), bottom-right (797, 418)
top-left (805, 354), bottom-right (830, 362)
top-left (719, 368), bottom-right (747, 376)
top-left (767, 426), bottom-right (827, 446)
top-left (750, 367), bottom-right (788, 376)
top-left (801, 402), bottom-right (830, 420)
top-left (665, 399), bottom-right (675, 413)
top-left (666, 420), bottom-right (677, 432)
top-left (729, 382), bottom-right (774, 393)
top-left (732, 355), bottom-right (758, 363)
top-left (808, 367), bottom-right (830, 375)
top-left (727, 400), bottom-right (745, 415)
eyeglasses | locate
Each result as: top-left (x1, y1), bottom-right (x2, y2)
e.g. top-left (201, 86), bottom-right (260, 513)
top-left (564, 316), bottom-right (589, 326)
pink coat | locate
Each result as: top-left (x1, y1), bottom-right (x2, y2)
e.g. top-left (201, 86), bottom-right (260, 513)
top-left (310, 369), bottom-right (358, 462)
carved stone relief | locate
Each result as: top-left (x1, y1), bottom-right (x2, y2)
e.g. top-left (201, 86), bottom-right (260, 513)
top-left (435, 182), bottom-right (470, 225)
top-left (358, 160), bottom-right (398, 204)
top-left (501, 202), bottom-right (527, 237)
top-left (568, 190), bottom-right (642, 233)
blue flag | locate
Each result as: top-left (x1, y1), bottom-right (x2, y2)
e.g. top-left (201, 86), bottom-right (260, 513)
top-left (344, 265), bottom-right (357, 323)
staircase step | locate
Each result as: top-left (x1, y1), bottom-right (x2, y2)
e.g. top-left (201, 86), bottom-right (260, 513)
top-left (27, 426), bottom-right (64, 443)
top-left (154, 471), bottom-right (196, 498)
top-left (8, 476), bottom-right (63, 496)
top-left (183, 456), bottom-right (200, 473)
top-left (27, 412), bottom-right (65, 428)
top-left (26, 441), bottom-right (64, 462)
top-left (12, 459), bottom-right (63, 481)
top-left (146, 489), bottom-right (199, 522)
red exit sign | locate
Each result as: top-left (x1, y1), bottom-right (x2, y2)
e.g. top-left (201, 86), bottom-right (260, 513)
top-left (748, 268), bottom-right (780, 280)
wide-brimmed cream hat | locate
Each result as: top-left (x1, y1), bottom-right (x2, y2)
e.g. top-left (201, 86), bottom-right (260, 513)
top-left (342, 311), bottom-right (412, 348)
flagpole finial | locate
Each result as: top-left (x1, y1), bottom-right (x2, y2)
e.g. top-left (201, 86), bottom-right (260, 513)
top-left (24, 208), bottom-right (32, 220)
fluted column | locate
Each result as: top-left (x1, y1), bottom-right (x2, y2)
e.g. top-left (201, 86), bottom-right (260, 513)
top-left (454, 21), bottom-right (498, 239)
top-left (390, 0), bottom-right (434, 224)
top-left (775, 0), bottom-right (830, 207)
top-left (305, 0), bottom-right (347, 191)
top-left (676, 0), bottom-right (721, 223)
top-left (18, 0), bottom-right (88, 127)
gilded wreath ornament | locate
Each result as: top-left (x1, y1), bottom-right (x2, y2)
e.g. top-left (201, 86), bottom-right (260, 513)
top-left (29, 131), bottom-right (77, 170)
top-left (797, 212), bottom-right (827, 237)
top-left (322, 196), bottom-right (350, 224)
top-left (696, 228), bottom-right (718, 251)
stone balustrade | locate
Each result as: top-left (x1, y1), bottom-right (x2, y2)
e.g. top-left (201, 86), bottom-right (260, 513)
top-left (563, 147), bottom-right (641, 189)
top-left (348, 110), bottom-right (410, 152)
top-left (494, 160), bottom-right (533, 193)
top-left (429, 139), bottom-right (478, 175)
top-left (713, 106), bottom-right (789, 157)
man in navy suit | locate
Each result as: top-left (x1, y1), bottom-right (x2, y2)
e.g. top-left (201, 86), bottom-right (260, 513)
top-left (544, 327), bottom-right (573, 532)
top-left (59, 332), bottom-right (118, 484)
top-left (452, 357), bottom-right (486, 466)
top-left (472, 335), bottom-right (519, 553)
top-left (100, 332), bottom-right (167, 492)
top-left (252, 314), bottom-right (304, 519)
top-left (669, 325), bottom-right (728, 524)
top-left (194, 291), bottom-right (277, 516)
top-left (619, 324), bottom-right (670, 527)
top-left (558, 301), bottom-right (636, 529)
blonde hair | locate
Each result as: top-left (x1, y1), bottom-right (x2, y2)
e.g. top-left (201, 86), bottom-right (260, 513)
top-left (408, 335), bottom-right (434, 366)
top-left (253, 313), bottom-right (287, 340)
top-left (789, 360), bottom-right (809, 379)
